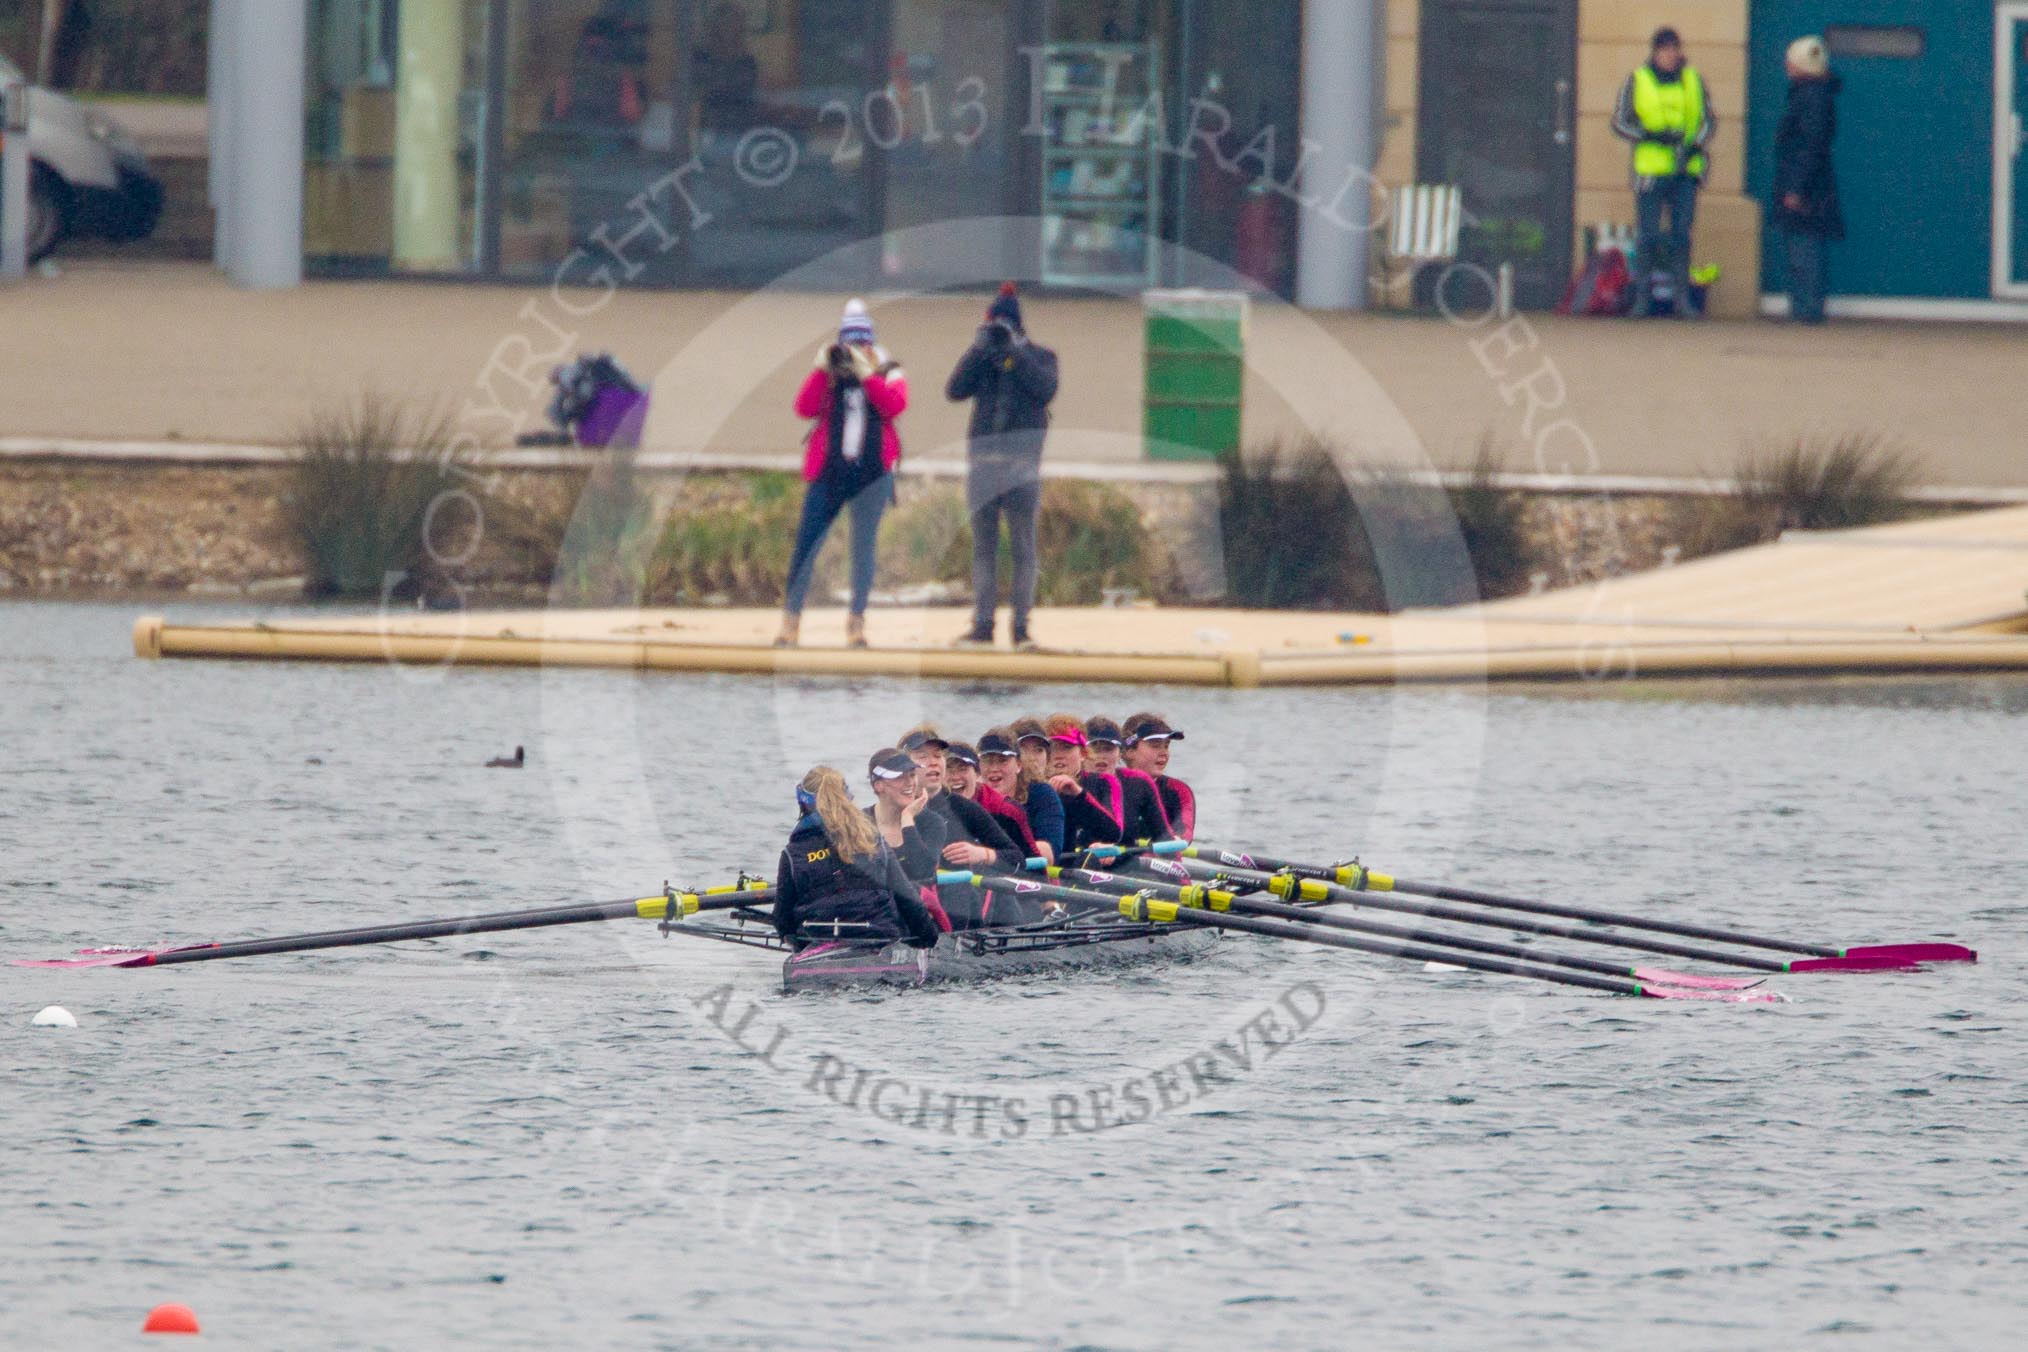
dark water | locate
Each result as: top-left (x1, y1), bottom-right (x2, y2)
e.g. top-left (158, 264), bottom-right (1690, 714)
top-left (3, 600), bottom-right (2023, 1350)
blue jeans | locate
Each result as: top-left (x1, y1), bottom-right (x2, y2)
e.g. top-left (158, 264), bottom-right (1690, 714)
top-left (1783, 229), bottom-right (1830, 324)
top-left (783, 474), bottom-right (891, 616)
top-left (1634, 175), bottom-right (1699, 310)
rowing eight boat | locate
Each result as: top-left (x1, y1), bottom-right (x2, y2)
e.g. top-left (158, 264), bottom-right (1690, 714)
top-left (778, 914), bottom-right (1221, 993)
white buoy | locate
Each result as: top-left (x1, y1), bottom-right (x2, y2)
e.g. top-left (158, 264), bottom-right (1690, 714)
top-left (1421, 961), bottom-right (1469, 974)
top-left (31, 1006), bottom-right (78, 1028)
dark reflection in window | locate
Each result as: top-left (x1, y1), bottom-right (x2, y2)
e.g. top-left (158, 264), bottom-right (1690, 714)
top-left (694, 1), bottom-right (762, 130)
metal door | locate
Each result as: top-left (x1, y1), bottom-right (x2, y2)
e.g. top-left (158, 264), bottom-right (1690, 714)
top-left (1996, 4), bottom-right (2028, 296)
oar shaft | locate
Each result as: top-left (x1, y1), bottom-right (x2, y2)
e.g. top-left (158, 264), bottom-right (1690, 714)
top-left (962, 874), bottom-right (1644, 997)
top-left (141, 889), bottom-right (775, 967)
top-left (1390, 877), bottom-right (1836, 958)
top-left (1158, 858), bottom-right (1788, 972)
top-left (1052, 867), bottom-right (1680, 984)
top-left (1183, 844), bottom-right (1838, 959)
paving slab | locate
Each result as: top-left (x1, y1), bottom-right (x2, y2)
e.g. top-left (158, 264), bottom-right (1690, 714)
top-left (11, 261), bottom-right (2028, 491)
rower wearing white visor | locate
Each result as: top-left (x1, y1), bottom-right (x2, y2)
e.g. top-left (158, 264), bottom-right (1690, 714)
top-left (897, 724), bottom-right (1025, 926)
top-left (1122, 713), bottom-right (1195, 841)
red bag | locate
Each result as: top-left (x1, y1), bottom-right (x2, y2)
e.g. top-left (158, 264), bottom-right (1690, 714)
top-left (1556, 248), bottom-right (1634, 317)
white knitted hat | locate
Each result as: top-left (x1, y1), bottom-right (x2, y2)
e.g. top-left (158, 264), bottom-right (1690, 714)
top-left (839, 298), bottom-right (875, 345)
top-left (1787, 35), bottom-right (1829, 78)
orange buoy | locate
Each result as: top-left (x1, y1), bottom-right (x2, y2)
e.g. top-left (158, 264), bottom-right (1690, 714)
top-left (142, 1303), bottom-right (200, 1334)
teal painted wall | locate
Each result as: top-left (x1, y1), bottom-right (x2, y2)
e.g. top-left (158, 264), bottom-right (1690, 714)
top-left (1749, 2), bottom-right (1994, 297)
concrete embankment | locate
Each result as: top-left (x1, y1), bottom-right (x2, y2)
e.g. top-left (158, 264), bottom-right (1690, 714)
top-left (0, 453), bottom-right (1691, 599)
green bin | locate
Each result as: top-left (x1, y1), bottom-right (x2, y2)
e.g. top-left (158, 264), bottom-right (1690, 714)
top-left (1143, 289), bottom-right (1246, 461)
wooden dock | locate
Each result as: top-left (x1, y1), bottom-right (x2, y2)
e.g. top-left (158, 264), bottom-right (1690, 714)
top-left (134, 506), bottom-right (2028, 687)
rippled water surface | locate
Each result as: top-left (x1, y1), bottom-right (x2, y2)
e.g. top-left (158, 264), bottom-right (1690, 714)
top-left (4, 600), bottom-right (2025, 1350)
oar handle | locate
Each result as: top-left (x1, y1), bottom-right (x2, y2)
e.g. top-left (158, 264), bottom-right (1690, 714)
top-left (1069, 840), bottom-right (1188, 868)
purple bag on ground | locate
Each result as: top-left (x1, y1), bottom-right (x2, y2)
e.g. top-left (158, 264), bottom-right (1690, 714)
top-left (573, 384), bottom-right (650, 449)
top-left (547, 353), bottom-right (649, 449)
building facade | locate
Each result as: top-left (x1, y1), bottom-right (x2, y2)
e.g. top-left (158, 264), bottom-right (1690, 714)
top-left (226, 0), bottom-right (1328, 294)
top-left (1381, 0), bottom-right (2028, 319)
top-left (208, 1), bottom-right (2028, 319)
top-left (1748, 1), bottom-right (2028, 317)
top-left (1378, 0), bottom-right (1760, 316)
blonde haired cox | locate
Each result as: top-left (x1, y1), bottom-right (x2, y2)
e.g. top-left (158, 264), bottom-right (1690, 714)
top-left (802, 766), bottom-right (878, 864)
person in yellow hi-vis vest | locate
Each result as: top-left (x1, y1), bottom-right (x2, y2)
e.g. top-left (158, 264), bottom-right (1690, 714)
top-left (1611, 27), bottom-right (1716, 317)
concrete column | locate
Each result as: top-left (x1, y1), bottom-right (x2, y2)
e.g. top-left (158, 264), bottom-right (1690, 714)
top-left (207, 0), bottom-right (234, 269)
top-left (1295, 0), bottom-right (1381, 310)
top-left (225, 0), bottom-right (307, 287)
top-left (392, 0), bottom-right (464, 271)
top-left (3, 83), bottom-right (29, 279)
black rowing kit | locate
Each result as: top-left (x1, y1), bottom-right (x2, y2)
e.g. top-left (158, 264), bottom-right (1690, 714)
top-left (772, 816), bottom-right (940, 948)
top-left (1058, 773), bottom-right (1124, 852)
top-left (1114, 767), bottom-right (1174, 843)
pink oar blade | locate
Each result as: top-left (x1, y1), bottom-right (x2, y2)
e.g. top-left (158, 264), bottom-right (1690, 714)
top-left (1641, 983), bottom-right (1789, 1004)
top-left (15, 953), bottom-right (158, 969)
top-left (1788, 955), bottom-right (1918, 973)
top-left (1842, 943), bottom-right (1977, 965)
top-left (1632, 967), bottom-right (1766, 991)
top-left (11, 943), bottom-right (211, 970)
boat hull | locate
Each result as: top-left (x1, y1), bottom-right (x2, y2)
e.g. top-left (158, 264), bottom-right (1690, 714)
top-left (781, 920), bottom-right (1220, 993)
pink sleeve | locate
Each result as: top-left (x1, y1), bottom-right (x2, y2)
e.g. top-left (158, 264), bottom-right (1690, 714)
top-left (794, 368), bottom-right (830, 420)
top-left (865, 368), bottom-right (908, 419)
top-left (1092, 774), bottom-right (1124, 830)
top-left (1169, 779), bottom-right (1196, 841)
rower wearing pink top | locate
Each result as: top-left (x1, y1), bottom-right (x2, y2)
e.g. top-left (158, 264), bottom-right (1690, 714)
top-left (1042, 713), bottom-right (1123, 853)
top-left (1122, 712), bottom-right (1195, 841)
top-left (1084, 715), bottom-right (1173, 843)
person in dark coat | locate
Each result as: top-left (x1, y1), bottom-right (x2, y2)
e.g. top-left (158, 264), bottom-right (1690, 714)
top-left (1770, 35), bottom-right (1843, 325)
top-left (946, 283), bottom-right (1060, 650)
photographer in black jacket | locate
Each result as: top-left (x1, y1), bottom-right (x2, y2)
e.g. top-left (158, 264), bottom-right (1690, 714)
top-left (946, 284), bottom-right (1060, 650)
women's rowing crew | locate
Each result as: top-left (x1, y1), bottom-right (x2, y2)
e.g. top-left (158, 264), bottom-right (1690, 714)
top-left (771, 711), bottom-right (1196, 946)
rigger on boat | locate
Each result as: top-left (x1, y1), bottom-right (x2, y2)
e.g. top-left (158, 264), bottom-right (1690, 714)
top-left (14, 711), bottom-right (1977, 999)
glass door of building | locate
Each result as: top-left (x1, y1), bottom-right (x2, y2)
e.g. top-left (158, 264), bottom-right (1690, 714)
top-left (493, 0), bottom-right (696, 286)
top-left (875, 0), bottom-right (1025, 285)
top-left (1168, 0), bottom-right (1301, 295)
top-left (680, 0), bottom-right (891, 286)
top-left (1416, 0), bottom-right (1578, 310)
